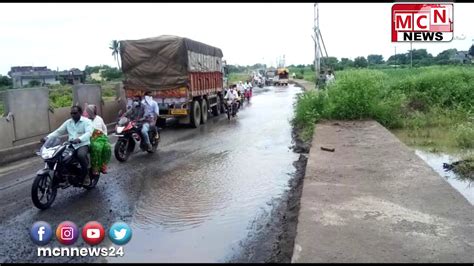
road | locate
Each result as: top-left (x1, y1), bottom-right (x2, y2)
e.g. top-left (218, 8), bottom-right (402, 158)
top-left (0, 85), bottom-right (302, 263)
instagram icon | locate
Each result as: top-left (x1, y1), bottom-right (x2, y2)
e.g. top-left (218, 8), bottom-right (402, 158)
top-left (56, 221), bottom-right (79, 245)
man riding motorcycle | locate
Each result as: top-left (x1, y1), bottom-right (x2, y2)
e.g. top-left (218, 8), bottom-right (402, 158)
top-left (224, 85), bottom-right (240, 115)
top-left (142, 91), bottom-right (160, 148)
top-left (41, 105), bottom-right (94, 185)
top-left (122, 95), bottom-right (154, 152)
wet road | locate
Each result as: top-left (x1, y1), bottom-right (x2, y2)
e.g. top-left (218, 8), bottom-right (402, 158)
top-left (0, 85), bottom-right (301, 263)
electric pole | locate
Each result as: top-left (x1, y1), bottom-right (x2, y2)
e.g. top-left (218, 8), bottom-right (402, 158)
top-left (313, 3), bottom-right (320, 84)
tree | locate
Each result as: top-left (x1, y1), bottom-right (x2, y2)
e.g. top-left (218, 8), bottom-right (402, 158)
top-left (84, 65), bottom-right (104, 76)
top-left (0, 75), bottom-right (12, 87)
top-left (338, 58), bottom-right (354, 69)
top-left (101, 67), bottom-right (123, 81)
top-left (353, 56), bottom-right (368, 68)
top-left (367, 54), bottom-right (384, 65)
top-left (435, 48), bottom-right (457, 62)
top-left (109, 40), bottom-right (121, 70)
top-left (322, 57), bottom-right (339, 70)
top-left (469, 45), bottom-right (474, 57)
top-left (387, 54), bottom-right (408, 65)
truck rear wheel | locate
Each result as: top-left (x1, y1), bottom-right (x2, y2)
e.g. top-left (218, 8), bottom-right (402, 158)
top-left (201, 100), bottom-right (208, 124)
top-left (190, 100), bottom-right (201, 128)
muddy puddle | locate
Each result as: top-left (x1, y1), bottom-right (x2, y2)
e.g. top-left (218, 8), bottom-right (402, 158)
top-left (392, 129), bottom-right (473, 205)
top-left (107, 85), bottom-right (302, 262)
top-left (413, 150), bottom-right (473, 205)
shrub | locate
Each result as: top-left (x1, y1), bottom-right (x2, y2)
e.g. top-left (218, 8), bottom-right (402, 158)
top-left (454, 121), bottom-right (474, 149)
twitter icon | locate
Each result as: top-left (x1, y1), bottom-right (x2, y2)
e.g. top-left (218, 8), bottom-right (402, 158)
top-left (108, 222), bottom-right (132, 245)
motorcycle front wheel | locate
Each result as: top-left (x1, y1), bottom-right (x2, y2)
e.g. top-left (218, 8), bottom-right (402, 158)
top-left (114, 138), bottom-right (131, 162)
top-left (31, 174), bottom-right (57, 210)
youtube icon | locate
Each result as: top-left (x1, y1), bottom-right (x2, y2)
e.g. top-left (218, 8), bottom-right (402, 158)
top-left (81, 221), bottom-right (105, 245)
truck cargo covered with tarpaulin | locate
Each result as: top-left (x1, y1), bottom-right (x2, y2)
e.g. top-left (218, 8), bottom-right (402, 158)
top-left (119, 35), bottom-right (227, 128)
top-left (120, 35), bottom-right (224, 92)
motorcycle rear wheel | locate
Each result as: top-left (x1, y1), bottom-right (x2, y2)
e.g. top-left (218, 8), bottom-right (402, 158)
top-left (83, 170), bottom-right (100, 190)
top-left (147, 131), bottom-right (159, 153)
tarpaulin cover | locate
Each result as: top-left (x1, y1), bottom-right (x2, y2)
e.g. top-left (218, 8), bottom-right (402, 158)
top-left (120, 35), bottom-right (223, 90)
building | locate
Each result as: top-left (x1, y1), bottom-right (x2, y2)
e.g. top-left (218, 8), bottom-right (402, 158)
top-left (450, 51), bottom-right (472, 64)
top-left (57, 68), bottom-right (85, 85)
top-left (8, 66), bottom-right (59, 88)
top-left (8, 66), bottom-right (86, 88)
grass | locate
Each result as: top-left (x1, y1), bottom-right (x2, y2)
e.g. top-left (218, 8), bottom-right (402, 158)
top-left (293, 65), bottom-right (474, 178)
top-left (101, 82), bottom-right (118, 102)
top-left (452, 154), bottom-right (474, 181)
top-left (293, 66), bottom-right (474, 146)
top-left (228, 73), bottom-right (251, 85)
top-left (48, 84), bottom-right (73, 109)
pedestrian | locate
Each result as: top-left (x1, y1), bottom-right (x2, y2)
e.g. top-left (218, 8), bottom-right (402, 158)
top-left (326, 70), bottom-right (335, 85)
top-left (318, 70), bottom-right (327, 89)
top-left (85, 104), bottom-right (111, 175)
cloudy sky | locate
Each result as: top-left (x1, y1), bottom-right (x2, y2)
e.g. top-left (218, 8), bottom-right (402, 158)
top-left (0, 3), bottom-right (472, 76)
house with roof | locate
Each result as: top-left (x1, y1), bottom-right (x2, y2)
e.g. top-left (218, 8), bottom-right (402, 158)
top-left (8, 66), bottom-right (59, 88)
top-left (8, 66), bottom-right (85, 88)
top-left (450, 51), bottom-right (472, 64)
top-left (57, 68), bottom-right (85, 85)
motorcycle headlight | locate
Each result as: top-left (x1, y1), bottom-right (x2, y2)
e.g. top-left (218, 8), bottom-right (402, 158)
top-left (41, 148), bottom-right (56, 160)
top-left (116, 126), bottom-right (124, 134)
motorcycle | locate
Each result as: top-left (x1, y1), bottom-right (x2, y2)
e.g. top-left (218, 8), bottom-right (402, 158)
top-left (244, 88), bottom-right (252, 102)
top-left (32, 137), bottom-right (100, 210)
top-left (114, 117), bottom-right (160, 162)
top-left (225, 99), bottom-right (238, 120)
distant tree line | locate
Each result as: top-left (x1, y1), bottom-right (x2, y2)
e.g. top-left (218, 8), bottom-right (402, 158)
top-left (227, 45), bottom-right (474, 74)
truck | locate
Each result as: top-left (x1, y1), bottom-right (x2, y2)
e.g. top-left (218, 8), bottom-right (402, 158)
top-left (264, 67), bottom-right (276, 86)
top-left (119, 35), bottom-right (227, 128)
top-left (274, 68), bottom-right (289, 86)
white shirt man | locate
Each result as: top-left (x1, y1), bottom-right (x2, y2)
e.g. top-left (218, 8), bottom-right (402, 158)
top-left (326, 73), bottom-right (335, 84)
top-left (224, 88), bottom-right (238, 101)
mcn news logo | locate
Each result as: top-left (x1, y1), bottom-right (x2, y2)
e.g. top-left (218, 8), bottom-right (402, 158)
top-left (392, 3), bottom-right (453, 42)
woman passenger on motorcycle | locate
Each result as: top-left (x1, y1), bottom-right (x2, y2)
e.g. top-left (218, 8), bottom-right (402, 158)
top-left (85, 105), bottom-right (111, 175)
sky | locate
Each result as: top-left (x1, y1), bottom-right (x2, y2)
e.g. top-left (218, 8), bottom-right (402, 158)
top-left (0, 3), bottom-right (473, 76)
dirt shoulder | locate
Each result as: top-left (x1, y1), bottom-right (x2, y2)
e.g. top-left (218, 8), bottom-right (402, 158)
top-left (227, 125), bottom-right (310, 263)
top-left (290, 79), bottom-right (315, 91)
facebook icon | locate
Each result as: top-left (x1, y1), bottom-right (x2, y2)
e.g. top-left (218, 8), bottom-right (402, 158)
top-left (30, 221), bottom-right (52, 245)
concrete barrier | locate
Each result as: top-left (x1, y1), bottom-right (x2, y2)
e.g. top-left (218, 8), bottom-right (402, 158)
top-left (0, 141), bottom-right (42, 166)
top-left (48, 106), bottom-right (70, 132)
top-left (5, 87), bottom-right (50, 141)
top-left (73, 84), bottom-right (102, 116)
top-left (0, 83), bottom-right (127, 166)
top-left (0, 117), bottom-right (14, 150)
top-left (102, 101), bottom-right (123, 125)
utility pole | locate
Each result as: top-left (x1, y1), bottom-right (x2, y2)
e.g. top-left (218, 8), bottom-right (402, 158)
top-left (312, 3), bottom-right (320, 86)
top-left (410, 41), bottom-right (413, 68)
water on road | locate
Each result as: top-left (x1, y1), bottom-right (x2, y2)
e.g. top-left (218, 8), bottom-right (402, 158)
top-left (0, 85), bottom-right (302, 263)
top-left (108, 85), bottom-right (301, 262)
